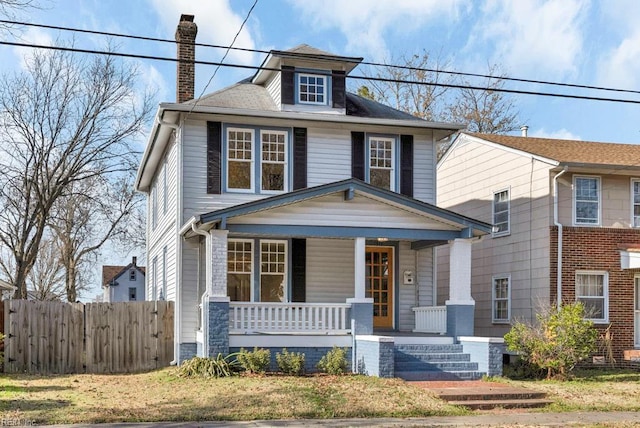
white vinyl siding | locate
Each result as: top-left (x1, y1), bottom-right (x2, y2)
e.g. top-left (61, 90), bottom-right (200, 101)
top-left (265, 72), bottom-right (281, 107)
top-left (576, 270), bottom-right (608, 323)
top-left (574, 176), bottom-right (601, 225)
top-left (306, 239), bottom-right (354, 303)
top-left (180, 239), bottom-right (200, 342)
top-left (398, 241), bottom-right (418, 331)
top-left (416, 248), bottom-right (434, 307)
top-left (307, 128), bottom-right (352, 187)
top-left (413, 133), bottom-right (436, 204)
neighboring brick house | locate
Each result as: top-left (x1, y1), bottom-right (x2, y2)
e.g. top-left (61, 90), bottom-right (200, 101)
top-left (437, 130), bottom-right (640, 363)
top-left (102, 256), bottom-right (146, 302)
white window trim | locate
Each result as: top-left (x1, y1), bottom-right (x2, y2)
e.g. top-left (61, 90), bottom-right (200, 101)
top-left (573, 175), bottom-right (601, 226)
top-left (259, 130), bottom-right (289, 194)
top-left (162, 157), bottom-right (168, 215)
top-left (151, 256), bottom-right (158, 301)
top-left (575, 270), bottom-right (609, 324)
top-left (297, 73), bottom-right (328, 106)
top-left (228, 239), bottom-right (255, 302)
top-left (259, 239), bottom-right (288, 302)
top-left (631, 178), bottom-right (640, 228)
top-left (492, 274), bottom-right (511, 323)
top-left (226, 127), bottom-right (255, 193)
top-left (151, 184), bottom-right (157, 230)
top-left (492, 188), bottom-right (511, 237)
top-left (367, 136), bottom-right (396, 191)
top-left (161, 246), bottom-right (167, 300)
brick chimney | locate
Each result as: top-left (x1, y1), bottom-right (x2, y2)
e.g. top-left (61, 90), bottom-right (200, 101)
top-left (132, 256), bottom-right (137, 266)
top-left (175, 14), bottom-right (198, 103)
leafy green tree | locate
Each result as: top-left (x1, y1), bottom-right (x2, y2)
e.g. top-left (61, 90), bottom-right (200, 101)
top-left (505, 302), bottom-right (598, 380)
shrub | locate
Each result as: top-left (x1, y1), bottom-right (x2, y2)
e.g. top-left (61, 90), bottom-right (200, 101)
top-left (504, 302), bottom-right (598, 380)
top-left (237, 347), bottom-right (271, 374)
top-left (176, 354), bottom-right (241, 378)
top-left (317, 346), bottom-right (348, 375)
top-left (276, 348), bottom-right (305, 376)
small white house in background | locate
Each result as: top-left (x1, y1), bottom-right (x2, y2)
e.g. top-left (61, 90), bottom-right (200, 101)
top-left (0, 279), bottom-right (16, 300)
top-left (134, 14), bottom-right (504, 380)
top-left (102, 256), bottom-right (146, 302)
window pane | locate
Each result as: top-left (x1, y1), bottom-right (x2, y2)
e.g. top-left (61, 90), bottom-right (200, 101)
top-left (228, 161), bottom-right (252, 189)
top-left (260, 274), bottom-right (284, 302)
top-left (575, 177), bottom-right (599, 223)
top-left (298, 74), bottom-right (325, 105)
top-left (228, 274), bottom-right (251, 301)
top-left (370, 169), bottom-right (391, 190)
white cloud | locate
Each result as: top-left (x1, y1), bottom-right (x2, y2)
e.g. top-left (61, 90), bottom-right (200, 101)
top-left (148, 0), bottom-right (257, 66)
top-left (13, 27), bottom-right (54, 69)
top-left (530, 128), bottom-right (582, 140)
top-left (287, 0), bottom-right (466, 60)
top-left (470, 0), bottom-right (588, 77)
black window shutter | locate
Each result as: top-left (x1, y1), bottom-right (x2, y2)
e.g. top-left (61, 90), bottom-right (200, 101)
top-left (332, 70), bottom-right (346, 109)
top-left (281, 65), bottom-right (295, 105)
top-left (351, 131), bottom-right (365, 181)
top-left (400, 134), bottom-right (414, 197)
top-left (293, 127), bottom-right (307, 190)
top-left (206, 121), bottom-right (222, 194)
top-left (291, 238), bottom-right (306, 302)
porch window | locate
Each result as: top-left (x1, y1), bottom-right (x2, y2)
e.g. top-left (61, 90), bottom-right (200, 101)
top-left (492, 275), bottom-right (511, 322)
top-left (261, 131), bottom-right (287, 192)
top-left (227, 128), bottom-right (254, 191)
top-left (260, 240), bottom-right (287, 302)
top-left (576, 271), bottom-right (608, 323)
top-left (574, 176), bottom-right (600, 225)
top-left (492, 189), bottom-right (510, 236)
top-left (368, 137), bottom-right (395, 191)
top-left (632, 179), bottom-right (640, 227)
top-left (227, 240), bottom-right (253, 301)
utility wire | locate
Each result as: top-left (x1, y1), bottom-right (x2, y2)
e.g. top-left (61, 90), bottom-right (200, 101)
top-left (2, 40), bottom-right (640, 105)
top-left (190, 0), bottom-right (259, 113)
top-left (2, 18), bottom-right (640, 96)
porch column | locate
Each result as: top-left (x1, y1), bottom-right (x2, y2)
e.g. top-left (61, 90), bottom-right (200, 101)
top-left (446, 238), bottom-right (475, 338)
top-left (204, 229), bottom-right (230, 357)
top-left (348, 237), bottom-right (373, 336)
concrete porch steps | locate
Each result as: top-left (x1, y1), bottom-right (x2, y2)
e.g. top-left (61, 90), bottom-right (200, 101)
top-left (428, 386), bottom-right (553, 410)
top-left (394, 344), bottom-right (484, 381)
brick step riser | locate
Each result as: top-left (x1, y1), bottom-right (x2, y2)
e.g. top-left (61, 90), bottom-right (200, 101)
top-left (446, 399), bottom-right (554, 410)
top-left (439, 392), bottom-right (548, 401)
top-left (395, 370), bottom-right (484, 381)
top-left (394, 353), bottom-right (471, 362)
top-left (395, 361), bottom-right (479, 371)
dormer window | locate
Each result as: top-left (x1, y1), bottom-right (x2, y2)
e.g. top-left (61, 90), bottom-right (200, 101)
top-left (298, 73), bottom-right (327, 105)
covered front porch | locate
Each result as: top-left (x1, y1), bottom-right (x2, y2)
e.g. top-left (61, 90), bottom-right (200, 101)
top-left (181, 179), bottom-right (493, 369)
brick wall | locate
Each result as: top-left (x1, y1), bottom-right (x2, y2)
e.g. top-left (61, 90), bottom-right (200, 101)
top-left (550, 226), bottom-right (640, 363)
top-left (175, 15), bottom-right (197, 103)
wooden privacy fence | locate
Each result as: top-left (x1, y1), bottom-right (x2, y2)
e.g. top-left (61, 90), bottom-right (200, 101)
top-left (3, 300), bottom-right (174, 374)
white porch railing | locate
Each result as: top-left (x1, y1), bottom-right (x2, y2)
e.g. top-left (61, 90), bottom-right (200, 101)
top-left (229, 302), bottom-right (351, 334)
top-left (413, 306), bottom-right (447, 335)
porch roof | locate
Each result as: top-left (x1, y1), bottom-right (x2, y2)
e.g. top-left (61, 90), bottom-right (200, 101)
top-left (194, 179), bottom-right (492, 247)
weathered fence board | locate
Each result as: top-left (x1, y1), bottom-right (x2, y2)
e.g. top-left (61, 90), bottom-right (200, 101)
top-left (4, 300), bottom-right (174, 374)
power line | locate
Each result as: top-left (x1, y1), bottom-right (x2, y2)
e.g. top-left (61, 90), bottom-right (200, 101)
top-left (2, 18), bottom-right (640, 96)
top-left (2, 40), bottom-right (640, 105)
top-left (191, 0), bottom-right (259, 113)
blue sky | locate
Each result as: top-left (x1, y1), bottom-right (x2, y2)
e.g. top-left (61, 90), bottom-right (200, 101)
top-left (2, 0), bottom-right (640, 298)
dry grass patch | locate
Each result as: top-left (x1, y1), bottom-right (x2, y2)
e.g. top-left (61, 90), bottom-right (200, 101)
top-left (0, 369), bottom-right (465, 424)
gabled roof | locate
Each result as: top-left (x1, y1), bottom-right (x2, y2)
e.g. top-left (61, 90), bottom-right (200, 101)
top-left (465, 132), bottom-right (640, 167)
top-left (102, 262), bottom-right (146, 287)
top-left (198, 178), bottom-right (492, 239)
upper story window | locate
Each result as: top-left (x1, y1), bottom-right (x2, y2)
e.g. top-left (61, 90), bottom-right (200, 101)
top-left (226, 127), bottom-right (288, 194)
top-left (576, 271), bottom-right (608, 323)
top-left (632, 179), bottom-right (640, 227)
top-left (151, 184), bottom-right (157, 230)
top-left (492, 189), bottom-right (510, 236)
top-left (492, 275), bottom-right (511, 323)
top-left (298, 73), bottom-right (327, 105)
top-left (227, 128), bottom-right (254, 191)
top-left (129, 269), bottom-right (136, 281)
top-left (574, 176), bottom-right (600, 225)
top-left (261, 131), bottom-right (287, 192)
top-left (368, 137), bottom-right (395, 191)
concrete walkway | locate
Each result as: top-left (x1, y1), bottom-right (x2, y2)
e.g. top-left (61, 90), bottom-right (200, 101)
top-left (40, 411), bottom-right (640, 427)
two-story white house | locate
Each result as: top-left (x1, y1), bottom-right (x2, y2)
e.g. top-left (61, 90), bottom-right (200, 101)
top-left (102, 256), bottom-right (146, 302)
top-left (135, 15), bottom-right (499, 379)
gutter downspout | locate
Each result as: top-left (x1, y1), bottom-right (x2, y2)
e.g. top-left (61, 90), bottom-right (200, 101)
top-left (168, 120), bottom-right (181, 366)
top-left (553, 167), bottom-right (568, 308)
top-left (191, 220), bottom-right (209, 358)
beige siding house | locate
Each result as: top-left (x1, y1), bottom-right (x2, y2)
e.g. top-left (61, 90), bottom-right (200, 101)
top-left (437, 131), bottom-right (640, 363)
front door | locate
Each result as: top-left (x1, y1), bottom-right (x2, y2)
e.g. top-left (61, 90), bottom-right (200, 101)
top-left (366, 246), bottom-right (394, 328)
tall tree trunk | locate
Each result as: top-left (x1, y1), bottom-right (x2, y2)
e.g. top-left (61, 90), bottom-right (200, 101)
top-left (65, 262), bottom-right (77, 302)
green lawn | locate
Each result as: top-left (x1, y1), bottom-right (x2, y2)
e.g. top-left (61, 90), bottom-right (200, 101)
top-left (1, 368), bottom-right (639, 424)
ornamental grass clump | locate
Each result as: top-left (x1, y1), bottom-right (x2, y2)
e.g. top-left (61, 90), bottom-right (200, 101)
top-left (177, 354), bottom-right (242, 378)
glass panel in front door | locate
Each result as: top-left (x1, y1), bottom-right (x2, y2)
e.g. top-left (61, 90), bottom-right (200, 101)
top-left (366, 247), bottom-right (393, 328)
